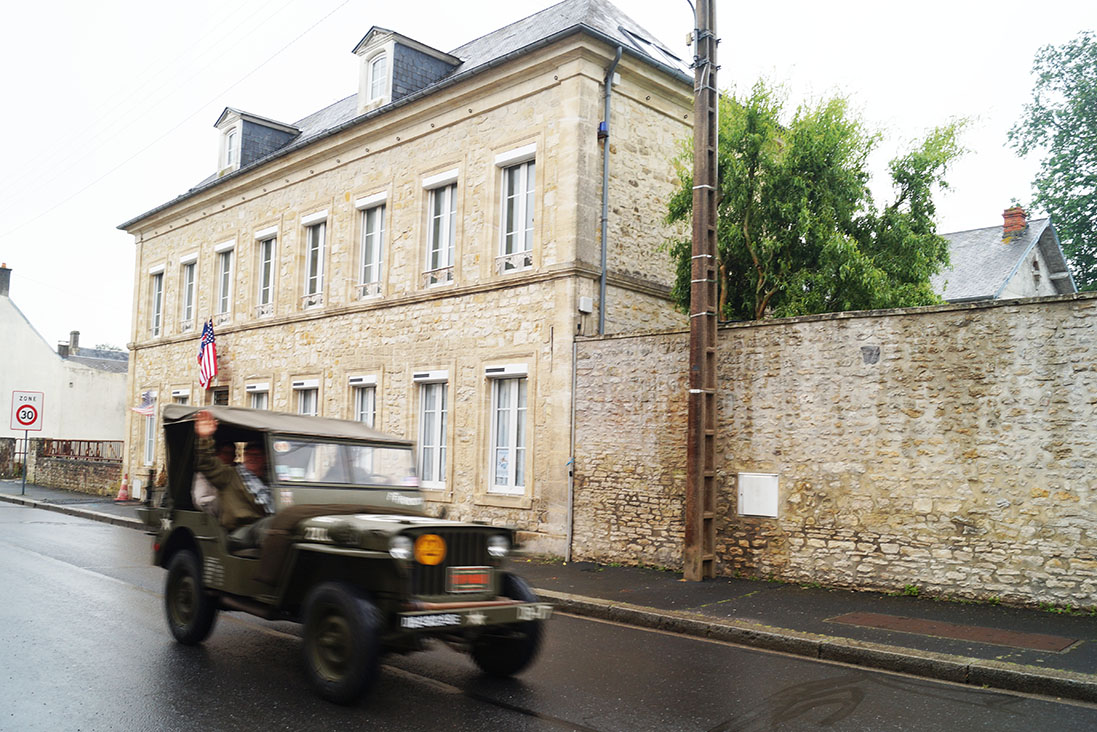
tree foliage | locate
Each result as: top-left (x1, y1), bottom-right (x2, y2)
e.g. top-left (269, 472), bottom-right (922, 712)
top-left (1009, 31), bottom-right (1097, 291)
top-left (667, 82), bottom-right (965, 320)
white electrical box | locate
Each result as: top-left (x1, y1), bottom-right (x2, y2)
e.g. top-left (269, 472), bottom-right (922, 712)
top-left (578, 296), bottom-right (593, 314)
top-left (738, 473), bottom-right (779, 517)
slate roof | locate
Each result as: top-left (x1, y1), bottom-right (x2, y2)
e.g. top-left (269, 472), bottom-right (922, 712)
top-left (67, 350), bottom-right (129, 374)
top-left (120, 0), bottom-right (689, 230)
top-left (932, 217), bottom-right (1076, 301)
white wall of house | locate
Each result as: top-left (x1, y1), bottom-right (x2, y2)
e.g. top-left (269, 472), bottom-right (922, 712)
top-left (0, 295), bottom-right (127, 441)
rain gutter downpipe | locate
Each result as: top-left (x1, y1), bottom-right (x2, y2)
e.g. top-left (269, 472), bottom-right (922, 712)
top-left (598, 46), bottom-right (623, 336)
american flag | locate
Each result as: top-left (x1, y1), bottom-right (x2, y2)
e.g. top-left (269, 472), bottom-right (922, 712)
top-left (131, 390), bottom-right (156, 416)
top-left (198, 319), bottom-right (218, 389)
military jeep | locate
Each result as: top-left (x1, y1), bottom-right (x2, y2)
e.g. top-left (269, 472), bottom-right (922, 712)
top-left (140, 405), bottom-right (551, 704)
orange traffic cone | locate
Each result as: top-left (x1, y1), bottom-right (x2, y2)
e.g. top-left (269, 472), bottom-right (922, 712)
top-left (114, 473), bottom-right (131, 502)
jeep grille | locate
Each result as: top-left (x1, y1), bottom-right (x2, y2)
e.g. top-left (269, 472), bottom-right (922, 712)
top-left (410, 530), bottom-right (491, 597)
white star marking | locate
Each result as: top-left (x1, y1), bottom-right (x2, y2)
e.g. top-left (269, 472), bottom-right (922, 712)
top-left (466, 612), bottom-right (487, 626)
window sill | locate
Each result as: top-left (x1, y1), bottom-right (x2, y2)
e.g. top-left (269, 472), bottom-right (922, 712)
top-left (421, 487), bottom-right (453, 503)
top-left (475, 492), bottom-right (532, 510)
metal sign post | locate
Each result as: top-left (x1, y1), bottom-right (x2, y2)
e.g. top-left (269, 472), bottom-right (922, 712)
top-left (21, 431), bottom-right (28, 495)
top-left (10, 391), bottom-right (44, 496)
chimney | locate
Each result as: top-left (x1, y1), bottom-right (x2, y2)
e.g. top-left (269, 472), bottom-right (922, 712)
top-left (1003, 206), bottom-right (1027, 237)
top-left (69, 330), bottom-right (80, 354)
top-left (58, 341), bottom-right (70, 358)
top-left (0, 262), bottom-right (10, 297)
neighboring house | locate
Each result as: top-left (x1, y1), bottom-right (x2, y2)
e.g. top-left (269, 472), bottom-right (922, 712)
top-left (117, 0), bottom-right (692, 551)
top-left (0, 264), bottom-right (128, 441)
top-left (933, 206), bottom-right (1077, 302)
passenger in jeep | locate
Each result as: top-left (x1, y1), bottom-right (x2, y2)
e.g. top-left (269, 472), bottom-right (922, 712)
top-left (194, 410), bottom-right (274, 547)
top-left (191, 439), bottom-right (236, 516)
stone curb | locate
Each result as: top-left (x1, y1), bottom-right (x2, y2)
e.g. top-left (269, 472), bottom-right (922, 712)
top-left (537, 589), bottom-right (1097, 705)
top-left (0, 493), bottom-right (145, 531)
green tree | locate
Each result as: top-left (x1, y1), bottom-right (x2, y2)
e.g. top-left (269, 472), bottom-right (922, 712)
top-left (1009, 31), bottom-right (1097, 291)
top-left (667, 82), bottom-right (964, 320)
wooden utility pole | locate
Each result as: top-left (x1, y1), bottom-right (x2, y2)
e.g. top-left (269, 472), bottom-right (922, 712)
top-left (684, 0), bottom-right (718, 581)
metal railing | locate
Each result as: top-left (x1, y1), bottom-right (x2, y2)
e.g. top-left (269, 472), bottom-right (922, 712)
top-left (40, 439), bottom-right (124, 462)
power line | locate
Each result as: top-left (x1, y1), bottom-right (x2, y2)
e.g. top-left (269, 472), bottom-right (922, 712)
top-left (0, 0), bottom-right (307, 208)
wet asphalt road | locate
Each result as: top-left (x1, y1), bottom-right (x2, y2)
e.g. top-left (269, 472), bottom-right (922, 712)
top-left (3, 503), bottom-right (1097, 731)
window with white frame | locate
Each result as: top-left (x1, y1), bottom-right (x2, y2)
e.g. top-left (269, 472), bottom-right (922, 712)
top-left (297, 388), bottom-right (317, 416)
top-left (294, 379), bottom-right (319, 416)
top-left (216, 246), bottom-right (233, 321)
top-left (424, 174), bottom-right (457, 286)
top-left (353, 385), bottom-right (376, 427)
top-left (224, 128), bottom-right (238, 169)
top-left (303, 216), bottom-right (326, 307)
top-left (171, 389), bottom-right (190, 405)
top-left (250, 390), bottom-right (269, 410)
top-left (256, 234), bottom-right (276, 317)
top-left (417, 378), bottom-right (447, 489)
top-left (499, 158), bottom-right (535, 273)
top-left (358, 201), bottom-right (386, 298)
top-left (143, 412), bottom-right (156, 466)
top-left (149, 270), bottom-right (164, 337)
top-left (180, 259), bottom-right (196, 331)
top-left (368, 53), bottom-right (388, 102)
top-left (488, 372), bottom-right (527, 495)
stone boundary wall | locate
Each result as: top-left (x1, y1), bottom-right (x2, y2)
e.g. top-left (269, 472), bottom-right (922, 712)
top-left (573, 292), bottom-right (1097, 608)
top-left (25, 440), bottom-right (123, 496)
top-left (0, 438), bottom-right (17, 478)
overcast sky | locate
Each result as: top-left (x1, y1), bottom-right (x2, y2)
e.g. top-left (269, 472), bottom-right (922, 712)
top-left (1, 0), bottom-right (1094, 351)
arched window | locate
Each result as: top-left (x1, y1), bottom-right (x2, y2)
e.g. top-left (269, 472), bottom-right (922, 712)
top-left (369, 53), bottom-right (388, 102)
top-left (225, 128), bottom-right (238, 167)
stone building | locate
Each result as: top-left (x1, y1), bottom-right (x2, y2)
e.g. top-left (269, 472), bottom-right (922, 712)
top-left (0, 264), bottom-right (128, 442)
top-left (117, 0), bottom-right (692, 549)
top-left (933, 206), bottom-right (1076, 302)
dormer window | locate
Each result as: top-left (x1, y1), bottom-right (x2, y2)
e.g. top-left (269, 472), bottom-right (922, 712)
top-left (213, 107), bottom-right (298, 175)
top-left (352, 28), bottom-right (458, 114)
top-left (368, 53), bottom-right (389, 102)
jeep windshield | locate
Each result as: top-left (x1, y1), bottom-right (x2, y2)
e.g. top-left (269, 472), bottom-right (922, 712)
top-left (271, 438), bottom-right (419, 488)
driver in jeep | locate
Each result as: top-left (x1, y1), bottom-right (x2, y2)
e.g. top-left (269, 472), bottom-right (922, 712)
top-left (194, 409), bottom-right (275, 547)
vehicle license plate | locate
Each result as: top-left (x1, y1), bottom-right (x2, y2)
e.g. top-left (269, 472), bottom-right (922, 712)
top-left (447, 566), bottom-right (492, 593)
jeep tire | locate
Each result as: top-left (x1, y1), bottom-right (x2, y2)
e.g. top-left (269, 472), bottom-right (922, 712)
top-left (302, 582), bottom-right (381, 705)
top-left (165, 550), bottom-right (219, 645)
top-left (470, 574), bottom-right (544, 677)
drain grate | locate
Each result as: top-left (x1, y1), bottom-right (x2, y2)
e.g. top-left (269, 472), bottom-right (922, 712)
top-left (828, 611), bottom-right (1078, 652)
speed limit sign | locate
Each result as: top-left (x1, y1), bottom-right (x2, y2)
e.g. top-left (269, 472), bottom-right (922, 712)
top-left (10, 391), bottom-right (44, 431)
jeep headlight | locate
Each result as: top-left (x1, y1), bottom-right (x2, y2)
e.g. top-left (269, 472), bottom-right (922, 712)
top-left (487, 534), bottom-right (510, 558)
top-left (389, 535), bottom-right (413, 560)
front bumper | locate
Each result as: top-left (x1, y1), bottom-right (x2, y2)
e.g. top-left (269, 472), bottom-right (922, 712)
top-left (397, 599), bottom-right (552, 631)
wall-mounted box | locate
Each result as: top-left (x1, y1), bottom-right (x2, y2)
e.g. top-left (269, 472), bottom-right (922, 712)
top-left (738, 472), bottom-right (779, 517)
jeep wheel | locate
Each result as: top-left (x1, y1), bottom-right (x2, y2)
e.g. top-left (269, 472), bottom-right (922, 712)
top-left (470, 574), bottom-right (544, 677)
top-left (302, 582), bottom-right (381, 705)
top-left (164, 550), bottom-right (218, 645)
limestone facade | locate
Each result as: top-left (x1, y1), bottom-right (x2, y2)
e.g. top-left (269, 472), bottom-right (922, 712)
top-left (573, 292), bottom-right (1097, 608)
top-left (121, 33), bottom-right (691, 551)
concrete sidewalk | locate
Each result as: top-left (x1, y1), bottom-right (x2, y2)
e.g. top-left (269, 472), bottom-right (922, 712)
top-left (4, 479), bottom-right (1095, 704)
